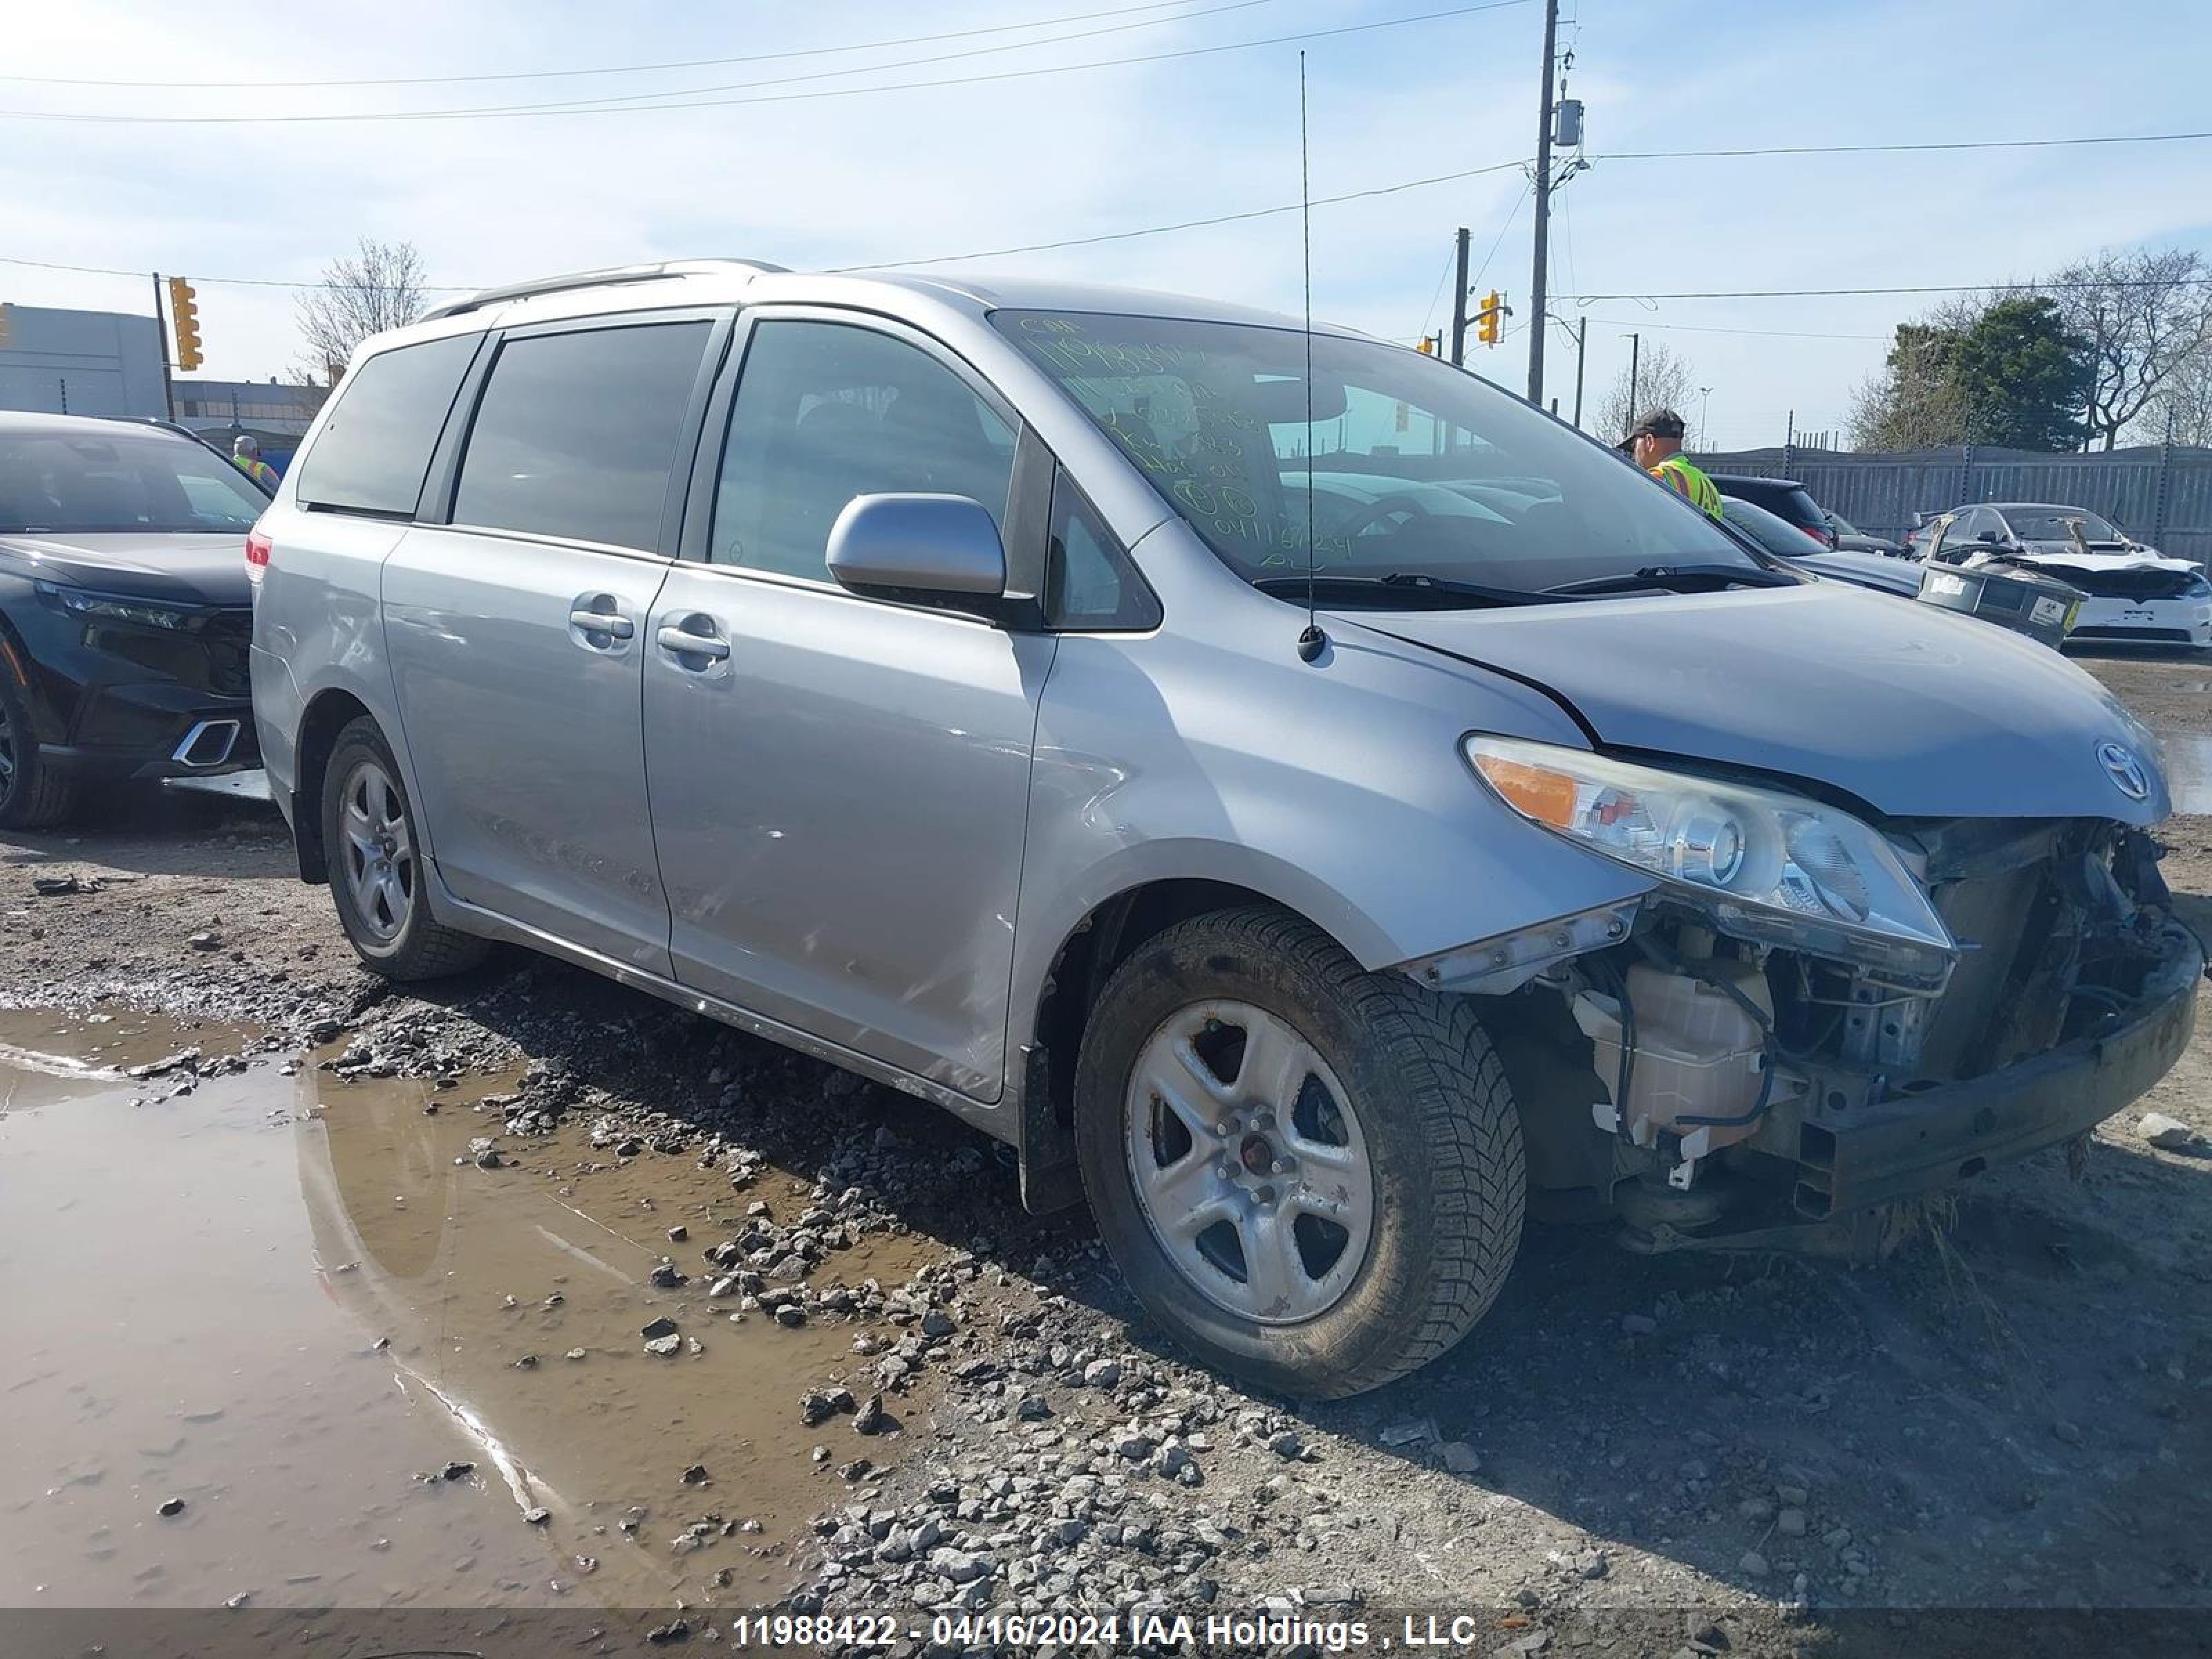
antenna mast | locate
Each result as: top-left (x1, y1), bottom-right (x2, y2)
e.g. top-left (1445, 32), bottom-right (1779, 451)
top-left (1296, 51), bottom-right (1327, 665)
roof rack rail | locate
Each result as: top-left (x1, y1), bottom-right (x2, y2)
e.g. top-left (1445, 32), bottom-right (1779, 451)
top-left (422, 259), bottom-right (789, 321)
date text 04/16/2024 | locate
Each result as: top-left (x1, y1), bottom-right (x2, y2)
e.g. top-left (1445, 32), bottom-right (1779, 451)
top-left (727, 1611), bottom-right (1537, 1650)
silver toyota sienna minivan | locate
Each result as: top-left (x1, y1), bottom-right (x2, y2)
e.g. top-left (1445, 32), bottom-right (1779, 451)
top-left (250, 259), bottom-right (2198, 1398)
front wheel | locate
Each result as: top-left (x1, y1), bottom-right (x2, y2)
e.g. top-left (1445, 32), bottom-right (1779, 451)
top-left (320, 718), bottom-right (489, 980)
top-left (1074, 907), bottom-right (1525, 1399)
top-left (0, 672), bottom-right (77, 830)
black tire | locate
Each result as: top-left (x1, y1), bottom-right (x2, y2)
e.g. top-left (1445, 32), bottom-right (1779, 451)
top-left (1075, 906), bottom-right (1525, 1399)
top-left (321, 717), bottom-right (489, 980)
top-left (0, 672), bottom-right (77, 830)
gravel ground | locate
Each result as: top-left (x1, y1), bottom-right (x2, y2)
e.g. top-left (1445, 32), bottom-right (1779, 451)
top-left (3, 651), bottom-right (2209, 1653)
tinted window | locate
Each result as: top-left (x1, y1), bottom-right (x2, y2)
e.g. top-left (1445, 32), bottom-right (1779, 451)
top-left (0, 427), bottom-right (268, 534)
top-left (453, 322), bottom-right (710, 550)
top-left (295, 334), bottom-right (478, 516)
top-left (712, 321), bottom-right (1015, 580)
top-left (1047, 469), bottom-right (1159, 630)
top-left (1720, 496), bottom-right (1816, 560)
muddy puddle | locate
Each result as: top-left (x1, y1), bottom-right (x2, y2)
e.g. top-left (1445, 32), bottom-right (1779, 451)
top-left (0, 1009), bottom-right (938, 1611)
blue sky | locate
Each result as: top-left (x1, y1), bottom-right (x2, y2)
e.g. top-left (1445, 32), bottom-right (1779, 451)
top-left (3, 0), bottom-right (2206, 447)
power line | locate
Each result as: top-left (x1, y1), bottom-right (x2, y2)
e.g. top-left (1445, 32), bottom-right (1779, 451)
top-left (1563, 279), bottom-right (2212, 302)
top-left (0, 1), bottom-right (1533, 125)
top-left (0, 0), bottom-right (1238, 89)
top-left (1601, 129), bottom-right (2212, 162)
top-left (834, 159), bottom-right (1534, 270)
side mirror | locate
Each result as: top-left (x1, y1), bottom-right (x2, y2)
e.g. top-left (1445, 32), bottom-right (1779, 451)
top-left (827, 494), bottom-right (1007, 600)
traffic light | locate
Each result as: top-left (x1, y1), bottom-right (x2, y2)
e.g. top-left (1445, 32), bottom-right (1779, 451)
top-left (1416, 336), bottom-right (1435, 355)
top-left (1477, 291), bottom-right (1503, 348)
top-left (167, 276), bottom-right (203, 371)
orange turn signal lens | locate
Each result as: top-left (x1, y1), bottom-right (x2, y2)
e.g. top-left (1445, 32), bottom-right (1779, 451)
top-left (1473, 755), bottom-right (1580, 827)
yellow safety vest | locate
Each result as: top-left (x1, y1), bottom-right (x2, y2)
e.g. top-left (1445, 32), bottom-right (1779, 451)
top-left (233, 453), bottom-right (278, 489)
top-left (1651, 453), bottom-right (1722, 518)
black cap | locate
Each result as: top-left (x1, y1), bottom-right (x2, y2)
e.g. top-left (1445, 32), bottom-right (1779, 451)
top-left (1623, 407), bottom-right (1687, 444)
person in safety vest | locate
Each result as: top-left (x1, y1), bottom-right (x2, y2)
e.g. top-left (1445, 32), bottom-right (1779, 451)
top-left (1620, 407), bottom-right (1721, 518)
top-left (232, 434), bottom-right (279, 491)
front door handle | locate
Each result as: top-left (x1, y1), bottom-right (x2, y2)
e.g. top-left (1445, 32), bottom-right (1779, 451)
top-left (656, 621), bottom-right (731, 662)
top-left (569, 607), bottom-right (635, 639)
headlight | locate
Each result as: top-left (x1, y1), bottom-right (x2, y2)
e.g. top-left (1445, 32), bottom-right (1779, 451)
top-left (1465, 735), bottom-right (1955, 979)
top-left (2182, 574), bottom-right (2211, 600)
top-left (37, 582), bottom-right (198, 631)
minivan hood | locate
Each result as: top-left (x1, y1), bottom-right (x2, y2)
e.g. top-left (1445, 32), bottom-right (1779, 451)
top-left (0, 532), bottom-right (252, 606)
top-left (1349, 582), bottom-right (2167, 823)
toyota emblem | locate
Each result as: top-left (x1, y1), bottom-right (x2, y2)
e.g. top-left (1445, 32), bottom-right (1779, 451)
top-left (2097, 740), bottom-right (2150, 801)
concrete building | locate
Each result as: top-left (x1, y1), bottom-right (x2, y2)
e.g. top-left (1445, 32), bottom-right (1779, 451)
top-left (0, 304), bottom-right (167, 420)
top-left (174, 377), bottom-right (328, 464)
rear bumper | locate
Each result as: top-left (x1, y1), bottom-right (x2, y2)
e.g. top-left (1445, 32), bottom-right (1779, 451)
top-left (1793, 928), bottom-right (2202, 1215)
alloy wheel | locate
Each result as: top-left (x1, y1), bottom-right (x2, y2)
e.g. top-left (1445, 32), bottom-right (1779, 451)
top-left (1124, 1000), bottom-right (1374, 1324)
top-left (339, 758), bottom-right (415, 944)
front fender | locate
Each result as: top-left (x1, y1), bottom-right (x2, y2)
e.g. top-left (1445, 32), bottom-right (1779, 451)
top-left (1009, 623), bottom-right (1653, 1057)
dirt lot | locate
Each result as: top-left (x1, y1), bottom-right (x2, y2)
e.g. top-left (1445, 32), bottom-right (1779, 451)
top-left (2, 651), bottom-right (2207, 1655)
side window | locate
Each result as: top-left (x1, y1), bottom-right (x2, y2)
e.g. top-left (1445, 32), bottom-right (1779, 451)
top-left (1046, 469), bottom-right (1160, 630)
top-left (452, 321), bottom-right (710, 550)
top-left (294, 333), bottom-right (478, 516)
top-left (712, 320), bottom-right (1015, 580)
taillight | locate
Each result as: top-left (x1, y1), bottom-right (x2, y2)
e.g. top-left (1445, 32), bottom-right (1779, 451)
top-left (1800, 523), bottom-right (1831, 547)
top-left (245, 527), bottom-right (271, 585)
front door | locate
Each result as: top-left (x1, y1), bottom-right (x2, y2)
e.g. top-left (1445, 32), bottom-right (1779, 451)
top-left (383, 315), bottom-right (722, 974)
top-left (643, 313), bottom-right (1052, 1101)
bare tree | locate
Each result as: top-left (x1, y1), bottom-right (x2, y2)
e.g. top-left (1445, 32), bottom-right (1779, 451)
top-left (2045, 247), bottom-right (2212, 449)
top-left (293, 238), bottom-right (429, 384)
top-left (2150, 345), bottom-right (2212, 448)
top-left (1596, 339), bottom-right (1695, 446)
top-left (1846, 294), bottom-right (1982, 451)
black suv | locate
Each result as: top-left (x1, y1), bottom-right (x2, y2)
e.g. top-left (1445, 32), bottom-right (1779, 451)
top-left (1709, 474), bottom-right (1836, 549)
top-left (0, 412), bottom-right (270, 827)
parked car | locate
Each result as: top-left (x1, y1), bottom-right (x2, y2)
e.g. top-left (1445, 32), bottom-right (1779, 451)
top-left (1928, 502), bottom-right (2211, 648)
top-left (0, 411), bottom-right (270, 827)
top-left (1822, 509), bottom-right (1904, 559)
top-left (252, 261), bottom-right (2197, 1398)
top-left (1709, 474), bottom-right (1836, 548)
top-left (1718, 497), bottom-right (1920, 597)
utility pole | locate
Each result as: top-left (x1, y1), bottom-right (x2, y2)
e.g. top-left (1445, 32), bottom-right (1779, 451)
top-left (1448, 226), bottom-right (1471, 368)
top-left (1571, 317), bottom-right (1587, 429)
top-left (1525, 0), bottom-right (1559, 404)
top-left (1624, 332), bottom-right (1640, 427)
top-left (1698, 386), bottom-right (1713, 449)
top-left (151, 272), bottom-right (176, 421)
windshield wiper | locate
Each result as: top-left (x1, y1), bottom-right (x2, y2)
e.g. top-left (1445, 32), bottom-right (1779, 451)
top-left (1253, 572), bottom-right (1557, 609)
top-left (1540, 563), bottom-right (1800, 597)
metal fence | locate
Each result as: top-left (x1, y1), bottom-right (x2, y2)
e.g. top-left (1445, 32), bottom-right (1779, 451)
top-left (1694, 442), bottom-right (2212, 566)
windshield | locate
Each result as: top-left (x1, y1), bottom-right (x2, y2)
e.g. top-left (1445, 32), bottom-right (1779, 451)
top-left (993, 310), bottom-right (1756, 597)
top-left (2006, 508), bottom-right (2121, 543)
top-left (0, 428), bottom-right (270, 535)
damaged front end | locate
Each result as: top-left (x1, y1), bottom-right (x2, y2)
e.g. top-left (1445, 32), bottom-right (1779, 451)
top-left (1430, 738), bottom-right (2203, 1254)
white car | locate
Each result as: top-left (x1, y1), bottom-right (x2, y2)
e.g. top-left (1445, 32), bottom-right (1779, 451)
top-left (1936, 502), bottom-right (2212, 648)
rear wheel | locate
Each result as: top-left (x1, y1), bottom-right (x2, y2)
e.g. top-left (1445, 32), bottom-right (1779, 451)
top-left (321, 718), bottom-right (488, 980)
top-left (1074, 906), bottom-right (1525, 1398)
top-left (0, 673), bottom-right (77, 830)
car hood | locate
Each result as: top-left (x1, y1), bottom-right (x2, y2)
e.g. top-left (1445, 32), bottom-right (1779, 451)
top-left (1344, 581), bottom-right (2168, 823)
top-left (1792, 549), bottom-right (1922, 597)
top-left (0, 532), bottom-right (252, 606)
top-left (2008, 544), bottom-right (2192, 573)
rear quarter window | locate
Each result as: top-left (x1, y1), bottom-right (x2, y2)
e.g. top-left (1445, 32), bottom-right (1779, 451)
top-left (294, 333), bottom-right (480, 516)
